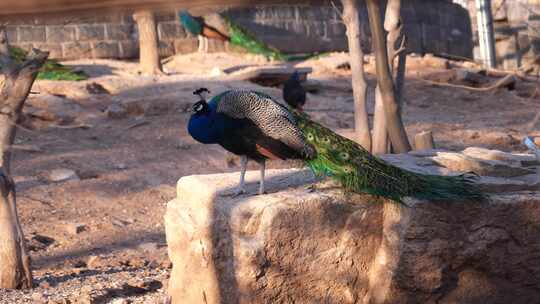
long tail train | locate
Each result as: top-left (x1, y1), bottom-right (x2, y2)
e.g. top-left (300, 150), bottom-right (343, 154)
top-left (294, 110), bottom-right (485, 203)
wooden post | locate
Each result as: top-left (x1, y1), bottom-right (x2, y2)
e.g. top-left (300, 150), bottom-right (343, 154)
top-left (133, 9), bottom-right (164, 75)
top-left (341, 0), bottom-right (371, 151)
top-left (0, 27), bottom-right (48, 289)
top-left (366, 0), bottom-right (411, 153)
top-left (414, 131), bottom-right (435, 150)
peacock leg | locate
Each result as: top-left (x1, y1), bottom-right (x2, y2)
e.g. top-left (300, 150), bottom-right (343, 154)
top-left (233, 155), bottom-right (248, 196)
top-left (197, 35), bottom-right (204, 52)
top-left (259, 160), bottom-right (266, 195)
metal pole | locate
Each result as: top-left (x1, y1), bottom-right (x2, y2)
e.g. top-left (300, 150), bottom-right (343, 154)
top-left (475, 0), bottom-right (496, 68)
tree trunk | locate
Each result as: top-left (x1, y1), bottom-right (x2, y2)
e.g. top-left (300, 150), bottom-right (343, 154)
top-left (372, 86), bottom-right (388, 154)
top-left (133, 9), bottom-right (163, 75)
top-left (414, 130), bottom-right (435, 150)
top-left (0, 27), bottom-right (48, 289)
top-left (341, 0), bottom-right (371, 151)
top-left (371, 0), bottom-right (407, 155)
top-left (366, 0), bottom-right (411, 153)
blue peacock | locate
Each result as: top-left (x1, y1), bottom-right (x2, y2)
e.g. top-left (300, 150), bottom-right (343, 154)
top-left (187, 88), bottom-right (484, 203)
top-left (179, 11), bottom-right (318, 61)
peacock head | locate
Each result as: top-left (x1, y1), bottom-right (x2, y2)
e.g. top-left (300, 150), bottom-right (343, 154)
top-left (191, 88), bottom-right (211, 116)
top-left (291, 71), bottom-right (300, 81)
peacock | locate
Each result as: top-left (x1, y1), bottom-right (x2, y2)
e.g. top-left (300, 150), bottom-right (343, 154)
top-left (179, 11), bottom-right (319, 61)
top-left (179, 11), bottom-right (230, 53)
top-left (283, 71), bottom-right (307, 110)
top-left (187, 88), bottom-right (484, 203)
top-left (7, 46), bottom-right (87, 81)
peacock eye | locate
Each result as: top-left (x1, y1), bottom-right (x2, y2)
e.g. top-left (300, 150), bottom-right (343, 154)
top-left (307, 133), bottom-right (314, 141)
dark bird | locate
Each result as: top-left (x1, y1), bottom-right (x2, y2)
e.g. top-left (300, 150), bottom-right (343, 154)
top-left (188, 89), bottom-right (484, 202)
top-left (188, 88), bottom-right (314, 195)
top-left (179, 11), bottom-right (286, 59)
top-left (179, 11), bottom-right (229, 53)
top-left (283, 71), bottom-right (306, 110)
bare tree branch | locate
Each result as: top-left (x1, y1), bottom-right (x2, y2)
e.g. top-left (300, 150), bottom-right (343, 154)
top-left (366, 0), bottom-right (411, 153)
top-left (341, 0), bottom-right (371, 151)
top-left (0, 26), bottom-right (48, 289)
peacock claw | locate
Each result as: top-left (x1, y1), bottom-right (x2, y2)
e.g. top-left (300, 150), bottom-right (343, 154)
top-left (304, 184), bottom-right (316, 193)
top-left (220, 188), bottom-right (246, 197)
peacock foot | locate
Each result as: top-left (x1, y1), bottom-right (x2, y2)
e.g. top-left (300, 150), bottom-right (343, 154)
top-left (221, 187), bottom-right (246, 197)
top-left (304, 184), bottom-right (317, 193)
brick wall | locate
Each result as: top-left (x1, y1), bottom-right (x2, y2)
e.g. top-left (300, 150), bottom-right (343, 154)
top-left (1, 1), bottom-right (473, 61)
top-left (453, 0), bottom-right (540, 69)
top-left (224, 0), bottom-right (473, 58)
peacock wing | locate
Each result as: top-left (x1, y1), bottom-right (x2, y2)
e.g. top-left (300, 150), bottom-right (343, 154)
top-left (214, 90), bottom-right (314, 158)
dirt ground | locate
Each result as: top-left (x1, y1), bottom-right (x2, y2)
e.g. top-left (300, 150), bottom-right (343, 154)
top-left (0, 52), bottom-right (538, 303)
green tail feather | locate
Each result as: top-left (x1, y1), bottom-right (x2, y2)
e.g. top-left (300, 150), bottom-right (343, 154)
top-left (7, 46), bottom-right (87, 81)
top-left (293, 110), bottom-right (485, 203)
top-left (223, 16), bottom-right (285, 61)
top-left (223, 17), bottom-right (321, 62)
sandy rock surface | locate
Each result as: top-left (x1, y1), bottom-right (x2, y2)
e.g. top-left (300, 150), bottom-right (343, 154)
top-left (166, 149), bottom-right (540, 303)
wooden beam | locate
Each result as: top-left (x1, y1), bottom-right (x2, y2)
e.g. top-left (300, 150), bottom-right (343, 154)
top-left (0, 0), bottom-right (322, 16)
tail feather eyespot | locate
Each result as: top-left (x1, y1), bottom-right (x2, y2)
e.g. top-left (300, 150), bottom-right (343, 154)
top-left (339, 152), bottom-right (350, 160)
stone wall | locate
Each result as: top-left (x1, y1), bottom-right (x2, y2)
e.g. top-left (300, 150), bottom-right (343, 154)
top-left (165, 144), bottom-right (540, 304)
top-left (454, 0), bottom-right (540, 69)
top-left (1, 1), bottom-right (473, 60)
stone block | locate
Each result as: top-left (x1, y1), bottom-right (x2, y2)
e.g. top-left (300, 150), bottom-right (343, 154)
top-left (495, 39), bottom-right (520, 70)
top-left (223, 7), bottom-right (258, 20)
top-left (297, 5), bottom-right (340, 21)
top-left (62, 41), bottom-right (92, 59)
top-left (158, 41), bottom-right (174, 58)
top-left (46, 25), bottom-right (76, 43)
top-left (155, 11), bottom-right (176, 22)
top-left (165, 166), bottom-right (540, 304)
top-left (205, 39), bottom-right (227, 53)
top-left (119, 41), bottom-right (139, 58)
top-left (256, 5), bottom-right (296, 20)
top-left (422, 24), bottom-right (442, 53)
top-left (305, 21), bottom-right (326, 37)
top-left (158, 22), bottom-right (179, 40)
top-left (5, 26), bottom-right (17, 43)
top-left (173, 38), bottom-right (198, 54)
top-left (18, 26), bottom-right (46, 42)
top-left (77, 24), bottom-right (106, 41)
top-left (106, 24), bottom-right (134, 40)
top-left (12, 43), bottom-right (33, 52)
top-left (415, 2), bottom-right (441, 26)
top-left (32, 43), bottom-right (63, 59)
top-left (404, 23), bottom-right (423, 54)
top-left (92, 41), bottom-right (120, 58)
top-left (326, 21), bottom-right (346, 38)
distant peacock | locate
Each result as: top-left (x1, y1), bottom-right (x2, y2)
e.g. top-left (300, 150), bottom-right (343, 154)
top-left (187, 88), bottom-right (484, 203)
top-left (283, 71), bottom-right (307, 110)
top-left (179, 11), bottom-right (318, 61)
top-left (7, 46), bottom-right (87, 81)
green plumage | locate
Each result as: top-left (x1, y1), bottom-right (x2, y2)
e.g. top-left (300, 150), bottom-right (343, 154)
top-left (293, 110), bottom-right (485, 203)
top-left (223, 16), bottom-right (286, 61)
top-left (179, 11), bottom-right (203, 36)
top-left (8, 46), bottom-right (87, 81)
